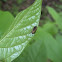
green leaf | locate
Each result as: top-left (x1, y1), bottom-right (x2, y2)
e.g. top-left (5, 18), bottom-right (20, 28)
top-left (59, 12), bottom-right (62, 16)
top-left (56, 34), bottom-right (62, 44)
top-left (13, 37), bottom-right (47, 62)
top-left (42, 22), bottom-right (58, 35)
top-left (56, 34), bottom-right (62, 51)
top-left (55, 34), bottom-right (62, 62)
top-left (46, 6), bottom-right (62, 30)
top-left (0, 0), bottom-right (42, 62)
top-left (0, 11), bottom-right (14, 38)
top-left (35, 27), bottom-right (61, 62)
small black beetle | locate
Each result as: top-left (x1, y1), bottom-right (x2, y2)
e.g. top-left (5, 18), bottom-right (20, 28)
top-left (32, 26), bottom-right (37, 34)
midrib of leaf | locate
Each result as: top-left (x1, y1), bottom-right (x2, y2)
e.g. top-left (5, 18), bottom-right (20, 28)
top-left (0, 12), bottom-right (28, 43)
top-left (0, 9), bottom-right (29, 42)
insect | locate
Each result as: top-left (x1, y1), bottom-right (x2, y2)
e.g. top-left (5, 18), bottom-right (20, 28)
top-left (32, 26), bottom-right (37, 34)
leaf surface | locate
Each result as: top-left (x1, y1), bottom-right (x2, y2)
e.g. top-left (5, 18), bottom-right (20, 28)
top-left (0, 0), bottom-right (42, 61)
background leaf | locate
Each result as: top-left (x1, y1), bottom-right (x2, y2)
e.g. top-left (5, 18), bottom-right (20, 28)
top-left (46, 6), bottom-right (62, 30)
top-left (42, 22), bottom-right (58, 35)
top-left (0, 0), bottom-right (42, 62)
top-left (55, 34), bottom-right (62, 56)
top-left (56, 34), bottom-right (62, 45)
top-left (0, 11), bottom-right (14, 38)
top-left (35, 27), bottom-right (62, 62)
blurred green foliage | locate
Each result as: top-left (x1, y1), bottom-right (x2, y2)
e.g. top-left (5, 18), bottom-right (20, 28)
top-left (47, 6), bottom-right (62, 30)
top-left (0, 0), bottom-right (62, 62)
top-left (42, 22), bottom-right (58, 35)
top-left (0, 10), bottom-right (14, 38)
